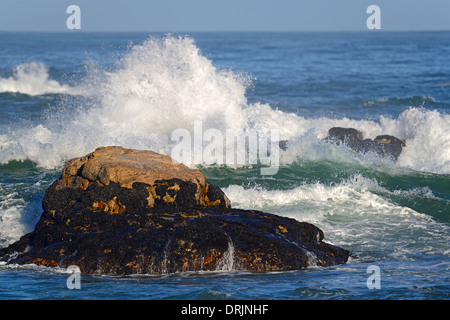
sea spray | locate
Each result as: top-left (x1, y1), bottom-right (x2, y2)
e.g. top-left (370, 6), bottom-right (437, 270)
top-left (0, 35), bottom-right (449, 176)
top-left (379, 108), bottom-right (450, 173)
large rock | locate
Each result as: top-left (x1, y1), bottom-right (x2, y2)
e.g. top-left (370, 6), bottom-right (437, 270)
top-left (0, 146), bottom-right (351, 275)
top-left (325, 127), bottom-right (406, 160)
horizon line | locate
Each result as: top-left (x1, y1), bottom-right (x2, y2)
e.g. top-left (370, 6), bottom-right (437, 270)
top-left (1, 29), bottom-right (450, 33)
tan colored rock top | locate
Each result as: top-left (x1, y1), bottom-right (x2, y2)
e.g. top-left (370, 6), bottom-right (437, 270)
top-left (57, 146), bottom-right (207, 190)
top-left (54, 146), bottom-right (230, 209)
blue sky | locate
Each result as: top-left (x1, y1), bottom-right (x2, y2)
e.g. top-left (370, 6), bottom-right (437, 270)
top-left (0, 0), bottom-right (449, 32)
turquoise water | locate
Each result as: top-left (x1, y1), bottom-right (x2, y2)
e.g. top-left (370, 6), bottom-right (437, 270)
top-left (0, 32), bottom-right (449, 300)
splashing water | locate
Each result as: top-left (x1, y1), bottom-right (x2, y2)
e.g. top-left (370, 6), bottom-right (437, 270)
top-left (0, 35), bottom-right (449, 176)
top-left (0, 62), bottom-right (68, 96)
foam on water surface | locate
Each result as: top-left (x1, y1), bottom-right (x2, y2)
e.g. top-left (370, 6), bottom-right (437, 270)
top-left (223, 175), bottom-right (450, 261)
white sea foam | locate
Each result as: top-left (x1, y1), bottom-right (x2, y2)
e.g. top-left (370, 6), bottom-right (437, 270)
top-left (0, 62), bottom-right (69, 96)
top-left (269, 107), bottom-right (450, 175)
top-left (0, 36), bottom-right (449, 175)
top-left (379, 108), bottom-right (450, 174)
top-left (222, 175), bottom-right (450, 260)
top-left (0, 181), bottom-right (46, 248)
top-left (0, 191), bottom-right (27, 247)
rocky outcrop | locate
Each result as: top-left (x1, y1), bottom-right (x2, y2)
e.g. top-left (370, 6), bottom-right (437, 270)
top-left (0, 146), bottom-right (351, 275)
top-left (325, 127), bottom-right (406, 160)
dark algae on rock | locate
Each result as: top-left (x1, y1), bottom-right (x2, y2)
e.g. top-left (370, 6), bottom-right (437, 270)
top-left (0, 146), bottom-right (351, 275)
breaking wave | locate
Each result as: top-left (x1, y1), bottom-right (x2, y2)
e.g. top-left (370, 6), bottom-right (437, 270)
top-left (0, 36), bottom-right (449, 175)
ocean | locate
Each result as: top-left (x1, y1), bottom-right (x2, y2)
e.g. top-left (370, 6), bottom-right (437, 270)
top-left (0, 31), bottom-right (449, 300)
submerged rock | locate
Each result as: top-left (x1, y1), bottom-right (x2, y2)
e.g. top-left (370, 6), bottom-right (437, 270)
top-left (325, 127), bottom-right (405, 161)
top-left (0, 146), bottom-right (351, 275)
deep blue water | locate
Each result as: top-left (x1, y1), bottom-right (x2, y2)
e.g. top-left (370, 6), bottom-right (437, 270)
top-left (0, 31), bottom-right (449, 300)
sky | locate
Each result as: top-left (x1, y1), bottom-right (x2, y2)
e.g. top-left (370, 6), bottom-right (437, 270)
top-left (0, 0), bottom-right (449, 32)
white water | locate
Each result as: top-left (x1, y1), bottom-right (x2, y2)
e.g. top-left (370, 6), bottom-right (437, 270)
top-left (0, 62), bottom-right (68, 96)
top-left (0, 191), bottom-right (27, 247)
top-left (0, 183), bottom-right (42, 247)
top-left (222, 175), bottom-right (450, 261)
top-left (0, 36), bottom-right (449, 175)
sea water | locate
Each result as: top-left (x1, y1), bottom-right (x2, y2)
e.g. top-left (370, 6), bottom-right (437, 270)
top-left (0, 31), bottom-right (449, 300)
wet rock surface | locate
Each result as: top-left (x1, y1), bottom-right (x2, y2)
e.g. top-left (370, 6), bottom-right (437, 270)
top-left (0, 146), bottom-right (351, 275)
top-left (325, 127), bottom-right (406, 160)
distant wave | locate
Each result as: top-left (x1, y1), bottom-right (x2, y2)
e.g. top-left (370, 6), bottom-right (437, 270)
top-left (362, 95), bottom-right (440, 107)
top-left (435, 83), bottom-right (450, 87)
top-left (0, 62), bottom-right (69, 96)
